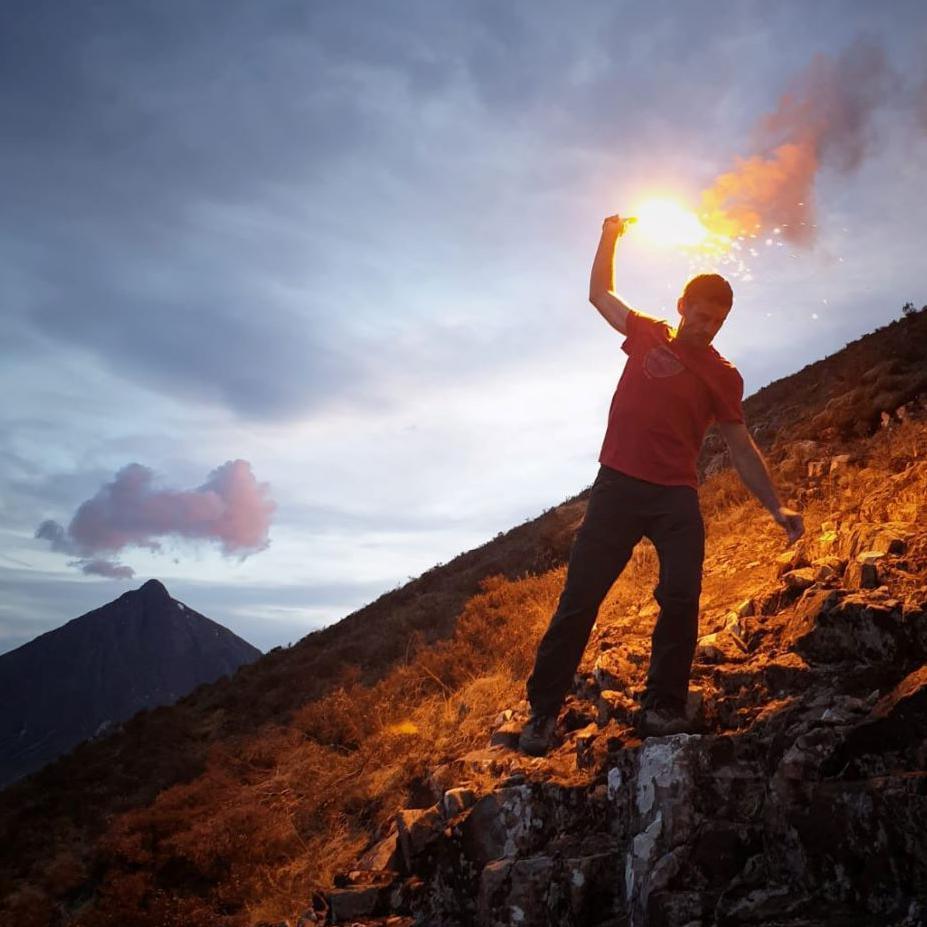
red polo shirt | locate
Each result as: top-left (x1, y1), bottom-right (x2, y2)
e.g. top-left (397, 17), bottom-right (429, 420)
top-left (597, 309), bottom-right (744, 489)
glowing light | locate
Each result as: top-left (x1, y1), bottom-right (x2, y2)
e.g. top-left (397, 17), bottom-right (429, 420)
top-left (385, 721), bottom-right (419, 735)
top-left (630, 197), bottom-right (712, 248)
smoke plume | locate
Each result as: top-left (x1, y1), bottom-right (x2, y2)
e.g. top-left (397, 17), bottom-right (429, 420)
top-left (36, 459), bottom-right (277, 578)
top-left (701, 36), bottom-right (899, 245)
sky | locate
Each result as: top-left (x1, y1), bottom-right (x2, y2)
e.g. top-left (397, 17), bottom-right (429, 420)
top-left (2, 1), bottom-right (926, 656)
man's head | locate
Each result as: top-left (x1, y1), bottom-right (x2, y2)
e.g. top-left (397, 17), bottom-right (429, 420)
top-left (675, 273), bottom-right (733, 348)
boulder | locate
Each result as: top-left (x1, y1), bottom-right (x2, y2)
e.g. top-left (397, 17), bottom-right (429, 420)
top-left (442, 787), bottom-right (477, 820)
top-left (489, 721), bottom-right (523, 750)
top-left (596, 689), bottom-right (637, 726)
top-left (763, 652), bottom-right (813, 693)
top-left (787, 589), bottom-right (909, 665)
top-left (811, 555), bottom-right (845, 584)
top-left (836, 520), bottom-right (912, 561)
top-left (459, 786), bottom-right (539, 866)
top-left (845, 549), bottom-right (885, 589)
top-left (357, 824), bottom-right (400, 871)
top-left (623, 734), bottom-right (767, 926)
top-left (776, 548), bottom-right (810, 576)
top-left (396, 806), bottom-right (443, 872)
top-left (477, 846), bottom-right (621, 926)
top-left (823, 664), bottom-right (927, 777)
top-left (476, 857), bottom-right (514, 924)
top-left (695, 630), bottom-right (748, 664)
top-left (328, 870), bottom-right (397, 922)
top-left (782, 567), bottom-right (817, 592)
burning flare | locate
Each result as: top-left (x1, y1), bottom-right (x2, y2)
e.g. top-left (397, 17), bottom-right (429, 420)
top-left (629, 197), bottom-right (735, 262)
top-left (629, 197), bottom-right (713, 249)
top-left (622, 195), bottom-right (757, 280)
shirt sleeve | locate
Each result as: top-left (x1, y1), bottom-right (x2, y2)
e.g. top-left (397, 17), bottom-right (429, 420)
top-left (621, 309), bottom-right (666, 356)
top-left (711, 368), bottom-right (745, 424)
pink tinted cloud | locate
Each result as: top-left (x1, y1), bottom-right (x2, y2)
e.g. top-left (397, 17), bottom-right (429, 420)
top-left (36, 459), bottom-right (277, 577)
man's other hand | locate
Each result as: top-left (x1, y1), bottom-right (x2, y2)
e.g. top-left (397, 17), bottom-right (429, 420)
top-left (774, 507), bottom-right (804, 544)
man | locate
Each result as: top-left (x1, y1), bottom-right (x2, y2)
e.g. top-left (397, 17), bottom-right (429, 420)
top-left (518, 214), bottom-right (804, 756)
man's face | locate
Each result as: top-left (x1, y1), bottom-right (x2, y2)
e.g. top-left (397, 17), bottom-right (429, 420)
top-left (675, 296), bottom-right (730, 347)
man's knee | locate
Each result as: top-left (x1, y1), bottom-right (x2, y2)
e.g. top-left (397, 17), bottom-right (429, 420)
top-left (654, 584), bottom-right (701, 610)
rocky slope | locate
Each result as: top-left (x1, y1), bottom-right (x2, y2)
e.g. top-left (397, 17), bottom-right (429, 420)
top-left (318, 417), bottom-right (927, 927)
top-left (0, 578), bottom-right (262, 788)
top-left (1, 308), bottom-right (926, 927)
top-left (310, 311), bottom-right (927, 927)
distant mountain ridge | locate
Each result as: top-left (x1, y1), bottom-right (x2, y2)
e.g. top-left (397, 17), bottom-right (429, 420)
top-left (0, 578), bottom-right (261, 789)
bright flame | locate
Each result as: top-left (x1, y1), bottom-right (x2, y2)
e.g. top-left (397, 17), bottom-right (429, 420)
top-left (624, 195), bottom-right (755, 280)
top-left (631, 197), bottom-right (712, 248)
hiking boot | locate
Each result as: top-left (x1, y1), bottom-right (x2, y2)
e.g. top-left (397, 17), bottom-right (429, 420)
top-left (633, 705), bottom-right (695, 737)
top-left (517, 711), bottom-right (558, 756)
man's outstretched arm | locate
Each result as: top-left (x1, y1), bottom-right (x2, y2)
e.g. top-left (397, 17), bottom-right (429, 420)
top-left (717, 421), bottom-right (805, 543)
top-left (589, 215), bottom-right (636, 335)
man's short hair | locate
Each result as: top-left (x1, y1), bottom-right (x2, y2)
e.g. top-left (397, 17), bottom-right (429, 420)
top-left (682, 273), bottom-right (733, 310)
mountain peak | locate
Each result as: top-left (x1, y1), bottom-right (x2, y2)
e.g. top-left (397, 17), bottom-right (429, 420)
top-left (0, 576), bottom-right (261, 790)
top-left (139, 578), bottom-right (171, 602)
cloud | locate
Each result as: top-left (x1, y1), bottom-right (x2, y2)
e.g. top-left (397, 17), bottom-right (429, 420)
top-left (70, 558), bottom-right (136, 579)
top-left (35, 459), bottom-right (276, 577)
top-left (0, 0), bottom-right (768, 424)
top-left (5, 1), bottom-right (911, 426)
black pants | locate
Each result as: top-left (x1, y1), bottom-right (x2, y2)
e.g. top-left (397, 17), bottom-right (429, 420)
top-left (526, 463), bottom-right (705, 716)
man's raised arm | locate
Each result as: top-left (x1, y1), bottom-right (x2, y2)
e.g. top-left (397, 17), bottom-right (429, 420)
top-left (589, 215), bottom-right (636, 335)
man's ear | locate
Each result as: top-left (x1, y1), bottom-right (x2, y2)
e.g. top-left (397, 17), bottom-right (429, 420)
top-left (677, 296), bottom-right (686, 316)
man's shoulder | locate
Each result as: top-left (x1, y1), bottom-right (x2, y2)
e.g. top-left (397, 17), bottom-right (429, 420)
top-left (628, 309), bottom-right (673, 336)
top-left (630, 308), bottom-right (671, 326)
top-left (707, 348), bottom-right (744, 396)
top-left (708, 345), bottom-right (741, 375)
top-left (622, 310), bottom-right (672, 356)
